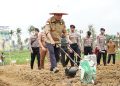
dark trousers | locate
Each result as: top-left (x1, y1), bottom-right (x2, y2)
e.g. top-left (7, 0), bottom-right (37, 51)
top-left (31, 47), bottom-right (40, 69)
top-left (60, 46), bottom-right (68, 67)
top-left (97, 50), bottom-right (107, 65)
top-left (54, 45), bottom-right (60, 63)
top-left (46, 43), bottom-right (58, 70)
top-left (84, 46), bottom-right (92, 55)
top-left (66, 43), bottom-right (81, 66)
top-left (107, 54), bottom-right (116, 64)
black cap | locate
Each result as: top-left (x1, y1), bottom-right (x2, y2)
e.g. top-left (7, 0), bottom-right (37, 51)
top-left (87, 31), bottom-right (91, 36)
top-left (70, 25), bottom-right (75, 28)
top-left (35, 28), bottom-right (39, 32)
top-left (100, 28), bottom-right (105, 31)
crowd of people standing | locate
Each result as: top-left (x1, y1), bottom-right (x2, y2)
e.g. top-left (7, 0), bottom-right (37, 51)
top-left (29, 11), bottom-right (117, 73)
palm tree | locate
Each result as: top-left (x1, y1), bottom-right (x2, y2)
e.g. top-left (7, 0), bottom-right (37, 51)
top-left (9, 30), bottom-right (16, 50)
top-left (9, 30), bottom-right (14, 37)
top-left (88, 25), bottom-right (96, 49)
top-left (28, 25), bottom-right (35, 35)
top-left (16, 28), bottom-right (23, 50)
top-left (24, 38), bottom-right (29, 44)
top-left (16, 28), bottom-right (21, 34)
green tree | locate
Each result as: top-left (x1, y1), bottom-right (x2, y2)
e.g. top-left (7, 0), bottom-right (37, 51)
top-left (9, 30), bottom-right (14, 37)
top-left (88, 25), bottom-right (96, 48)
top-left (67, 28), bottom-right (70, 33)
top-left (28, 25), bottom-right (35, 34)
top-left (16, 28), bottom-right (23, 50)
top-left (105, 34), bottom-right (116, 43)
top-left (9, 30), bottom-right (16, 50)
top-left (24, 38), bottom-right (29, 44)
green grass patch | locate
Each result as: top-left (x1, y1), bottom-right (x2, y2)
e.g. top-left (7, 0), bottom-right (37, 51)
top-left (2, 49), bottom-right (120, 65)
top-left (4, 50), bottom-right (30, 65)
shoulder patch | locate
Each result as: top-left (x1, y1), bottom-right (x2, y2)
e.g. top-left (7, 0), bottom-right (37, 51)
top-left (46, 22), bottom-right (50, 25)
top-left (60, 19), bottom-right (65, 25)
top-left (46, 19), bottom-right (51, 25)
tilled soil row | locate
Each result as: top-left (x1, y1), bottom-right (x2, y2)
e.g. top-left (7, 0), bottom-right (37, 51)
top-left (0, 61), bottom-right (120, 86)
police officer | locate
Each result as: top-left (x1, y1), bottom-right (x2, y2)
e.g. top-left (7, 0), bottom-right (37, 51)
top-left (29, 28), bottom-right (40, 70)
top-left (83, 31), bottom-right (93, 55)
top-left (97, 28), bottom-right (107, 66)
top-left (44, 10), bottom-right (67, 73)
top-left (66, 25), bottom-right (81, 66)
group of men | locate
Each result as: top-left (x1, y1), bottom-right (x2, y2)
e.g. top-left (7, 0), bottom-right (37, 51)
top-left (29, 10), bottom-right (116, 73)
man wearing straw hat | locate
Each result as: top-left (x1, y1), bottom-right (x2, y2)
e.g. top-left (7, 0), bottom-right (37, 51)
top-left (44, 9), bottom-right (68, 73)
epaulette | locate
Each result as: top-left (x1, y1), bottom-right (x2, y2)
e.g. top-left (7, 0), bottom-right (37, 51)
top-left (46, 19), bottom-right (51, 25)
top-left (46, 21), bottom-right (50, 25)
top-left (60, 19), bottom-right (65, 25)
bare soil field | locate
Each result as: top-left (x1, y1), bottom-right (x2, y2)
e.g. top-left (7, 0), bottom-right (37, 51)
top-left (0, 61), bottom-right (120, 86)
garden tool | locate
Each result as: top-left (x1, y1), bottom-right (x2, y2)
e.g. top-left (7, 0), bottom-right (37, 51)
top-left (57, 44), bottom-right (80, 77)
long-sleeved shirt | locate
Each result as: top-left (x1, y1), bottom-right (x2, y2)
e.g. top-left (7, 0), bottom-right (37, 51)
top-left (29, 35), bottom-right (39, 48)
top-left (97, 34), bottom-right (106, 51)
top-left (107, 42), bottom-right (116, 54)
top-left (68, 32), bottom-right (81, 48)
top-left (44, 16), bottom-right (66, 44)
top-left (83, 37), bottom-right (93, 47)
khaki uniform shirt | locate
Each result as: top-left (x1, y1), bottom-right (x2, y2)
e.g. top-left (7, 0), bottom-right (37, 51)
top-left (83, 37), bottom-right (93, 47)
top-left (107, 42), bottom-right (116, 54)
top-left (30, 35), bottom-right (39, 48)
top-left (44, 16), bottom-right (66, 43)
top-left (97, 34), bottom-right (106, 50)
top-left (68, 32), bottom-right (81, 48)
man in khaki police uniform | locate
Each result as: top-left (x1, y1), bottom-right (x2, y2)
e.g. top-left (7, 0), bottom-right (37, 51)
top-left (97, 28), bottom-right (107, 66)
top-left (66, 25), bottom-right (81, 66)
top-left (29, 28), bottom-right (40, 70)
top-left (44, 10), bottom-right (68, 73)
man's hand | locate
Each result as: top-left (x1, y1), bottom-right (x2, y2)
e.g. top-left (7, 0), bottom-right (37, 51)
top-left (51, 40), bottom-right (55, 45)
top-left (30, 49), bottom-right (33, 53)
top-left (69, 41), bottom-right (73, 44)
top-left (41, 47), bottom-right (47, 51)
top-left (69, 49), bottom-right (73, 53)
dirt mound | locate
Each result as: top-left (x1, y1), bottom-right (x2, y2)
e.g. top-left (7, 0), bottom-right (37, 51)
top-left (0, 61), bottom-right (120, 86)
top-left (0, 79), bottom-right (10, 86)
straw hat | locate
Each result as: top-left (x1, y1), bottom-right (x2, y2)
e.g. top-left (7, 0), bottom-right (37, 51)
top-left (49, 7), bottom-right (68, 15)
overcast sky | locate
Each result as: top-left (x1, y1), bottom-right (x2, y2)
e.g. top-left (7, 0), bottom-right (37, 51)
top-left (0, 0), bottom-right (120, 39)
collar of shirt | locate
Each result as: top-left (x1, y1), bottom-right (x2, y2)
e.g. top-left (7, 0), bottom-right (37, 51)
top-left (51, 16), bottom-right (63, 24)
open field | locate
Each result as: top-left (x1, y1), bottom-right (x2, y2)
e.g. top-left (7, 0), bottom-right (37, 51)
top-left (0, 61), bottom-right (120, 86)
top-left (0, 50), bottom-right (120, 86)
top-left (3, 49), bottom-right (120, 65)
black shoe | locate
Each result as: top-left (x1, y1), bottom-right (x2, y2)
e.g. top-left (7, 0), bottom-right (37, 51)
top-left (104, 64), bottom-right (107, 66)
top-left (50, 68), bottom-right (53, 71)
top-left (38, 67), bottom-right (41, 70)
top-left (62, 64), bottom-right (66, 67)
top-left (97, 63), bottom-right (100, 66)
